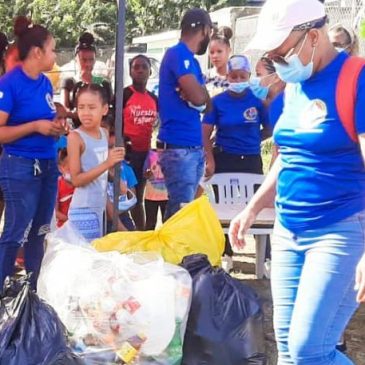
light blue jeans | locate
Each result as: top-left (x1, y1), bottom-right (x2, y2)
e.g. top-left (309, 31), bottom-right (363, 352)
top-left (159, 148), bottom-right (204, 220)
top-left (271, 212), bottom-right (365, 365)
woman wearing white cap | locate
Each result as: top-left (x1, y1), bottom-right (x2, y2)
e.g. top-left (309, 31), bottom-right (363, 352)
top-left (229, 0), bottom-right (365, 364)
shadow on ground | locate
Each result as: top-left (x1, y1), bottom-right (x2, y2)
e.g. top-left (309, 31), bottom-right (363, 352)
top-left (232, 253), bottom-right (365, 365)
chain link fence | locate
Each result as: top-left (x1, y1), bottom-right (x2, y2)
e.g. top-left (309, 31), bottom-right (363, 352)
top-left (234, 0), bottom-right (365, 66)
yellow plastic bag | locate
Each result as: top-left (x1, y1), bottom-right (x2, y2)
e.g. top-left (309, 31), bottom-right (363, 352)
top-left (93, 196), bottom-right (225, 266)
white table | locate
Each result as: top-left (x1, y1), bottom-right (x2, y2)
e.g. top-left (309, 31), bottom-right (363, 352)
top-left (218, 207), bottom-right (276, 279)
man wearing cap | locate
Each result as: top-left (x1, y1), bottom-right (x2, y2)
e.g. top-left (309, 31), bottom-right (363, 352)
top-left (228, 0), bottom-right (365, 364)
top-left (157, 8), bottom-right (212, 219)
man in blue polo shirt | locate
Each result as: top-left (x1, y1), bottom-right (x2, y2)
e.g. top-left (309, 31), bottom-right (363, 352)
top-left (158, 8), bottom-right (212, 219)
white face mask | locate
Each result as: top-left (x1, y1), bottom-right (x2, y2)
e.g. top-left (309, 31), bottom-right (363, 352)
top-left (335, 46), bottom-right (350, 54)
top-left (273, 34), bottom-right (316, 84)
top-left (118, 190), bottom-right (137, 212)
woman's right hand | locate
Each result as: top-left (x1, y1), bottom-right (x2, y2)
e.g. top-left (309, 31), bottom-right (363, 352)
top-left (35, 120), bottom-right (63, 137)
top-left (107, 147), bottom-right (125, 168)
top-left (228, 207), bottom-right (258, 250)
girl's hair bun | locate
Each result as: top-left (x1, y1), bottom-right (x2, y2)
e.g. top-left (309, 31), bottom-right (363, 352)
top-left (14, 16), bottom-right (32, 38)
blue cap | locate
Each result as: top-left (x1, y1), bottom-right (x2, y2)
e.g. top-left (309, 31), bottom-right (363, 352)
top-left (228, 55), bottom-right (251, 73)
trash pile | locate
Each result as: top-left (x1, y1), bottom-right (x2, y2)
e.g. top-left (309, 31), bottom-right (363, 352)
top-left (0, 198), bottom-right (266, 365)
top-left (37, 224), bottom-right (192, 364)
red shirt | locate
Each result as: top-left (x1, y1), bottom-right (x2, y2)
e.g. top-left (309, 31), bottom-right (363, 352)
top-left (123, 86), bottom-right (158, 152)
top-left (57, 176), bottom-right (75, 227)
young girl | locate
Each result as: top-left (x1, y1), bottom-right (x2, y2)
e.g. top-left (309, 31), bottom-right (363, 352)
top-left (205, 26), bottom-right (232, 96)
top-left (67, 84), bottom-right (124, 241)
top-left (144, 149), bottom-right (168, 230)
top-left (0, 17), bottom-right (67, 290)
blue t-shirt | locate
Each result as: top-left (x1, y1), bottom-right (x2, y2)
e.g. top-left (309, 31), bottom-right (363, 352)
top-left (121, 161), bottom-right (138, 188)
top-left (0, 66), bottom-right (56, 159)
top-left (203, 90), bottom-right (268, 155)
top-left (273, 52), bottom-right (365, 233)
top-left (158, 42), bottom-right (205, 146)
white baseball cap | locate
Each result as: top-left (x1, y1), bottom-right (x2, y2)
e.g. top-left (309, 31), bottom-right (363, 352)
top-left (246, 0), bottom-right (326, 52)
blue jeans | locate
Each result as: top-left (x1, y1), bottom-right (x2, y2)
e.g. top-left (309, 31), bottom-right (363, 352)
top-left (159, 148), bottom-right (204, 220)
top-left (0, 153), bottom-right (58, 290)
top-left (271, 213), bottom-right (365, 365)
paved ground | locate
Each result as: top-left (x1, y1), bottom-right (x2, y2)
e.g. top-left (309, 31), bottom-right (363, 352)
top-left (233, 239), bottom-right (365, 365)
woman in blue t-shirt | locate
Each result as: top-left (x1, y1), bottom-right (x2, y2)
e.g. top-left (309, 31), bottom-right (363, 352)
top-left (229, 1), bottom-right (365, 364)
top-left (203, 55), bottom-right (271, 179)
top-left (0, 17), bottom-right (66, 290)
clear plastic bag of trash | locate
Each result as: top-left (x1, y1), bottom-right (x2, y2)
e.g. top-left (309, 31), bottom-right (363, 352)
top-left (38, 223), bottom-right (192, 364)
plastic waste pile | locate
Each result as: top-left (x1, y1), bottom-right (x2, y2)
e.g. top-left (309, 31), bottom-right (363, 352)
top-left (38, 224), bottom-right (192, 365)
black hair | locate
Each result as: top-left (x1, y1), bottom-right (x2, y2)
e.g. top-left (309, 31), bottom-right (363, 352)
top-left (14, 16), bottom-right (51, 61)
top-left (76, 83), bottom-right (109, 106)
top-left (211, 26), bottom-right (233, 48)
top-left (259, 56), bottom-right (276, 75)
top-left (75, 32), bottom-right (96, 56)
top-left (129, 54), bottom-right (151, 70)
top-left (58, 148), bottom-right (68, 163)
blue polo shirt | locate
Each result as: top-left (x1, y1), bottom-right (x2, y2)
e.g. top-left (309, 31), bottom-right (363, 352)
top-left (203, 89), bottom-right (269, 155)
top-left (0, 66), bottom-right (57, 159)
top-left (273, 52), bottom-right (365, 233)
top-left (158, 42), bottom-right (205, 146)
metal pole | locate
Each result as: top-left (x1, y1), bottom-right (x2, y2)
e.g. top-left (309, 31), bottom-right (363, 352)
top-left (112, 0), bottom-right (125, 231)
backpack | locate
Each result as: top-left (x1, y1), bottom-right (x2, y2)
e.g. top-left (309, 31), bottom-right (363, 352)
top-left (336, 56), bottom-right (365, 143)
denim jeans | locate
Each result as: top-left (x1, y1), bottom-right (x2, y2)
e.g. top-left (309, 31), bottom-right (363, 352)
top-left (159, 148), bottom-right (204, 220)
top-left (271, 212), bottom-right (365, 365)
top-left (0, 153), bottom-right (58, 290)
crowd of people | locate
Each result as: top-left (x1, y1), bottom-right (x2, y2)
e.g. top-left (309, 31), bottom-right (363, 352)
top-left (0, 0), bottom-right (365, 364)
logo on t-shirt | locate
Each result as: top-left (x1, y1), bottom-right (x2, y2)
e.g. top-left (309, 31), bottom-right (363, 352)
top-left (46, 93), bottom-right (56, 112)
top-left (184, 60), bottom-right (190, 69)
top-left (299, 99), bottom-right (327, 129)
top-left (130, 105), bottom-right (157, 126)
top-left (243, 107), bottom-right (258, 122)
top-left (0, 91), bottom-right (4, 99)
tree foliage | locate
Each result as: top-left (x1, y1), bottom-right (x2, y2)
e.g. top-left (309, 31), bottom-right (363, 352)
top-left (0, 0), bottom-right (246, 47)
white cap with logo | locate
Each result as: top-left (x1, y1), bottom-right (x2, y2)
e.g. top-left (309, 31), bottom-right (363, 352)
top-left (246, 0), bottom-right (326, 52)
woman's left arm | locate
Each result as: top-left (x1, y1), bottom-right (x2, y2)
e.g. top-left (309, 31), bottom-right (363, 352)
top-left (355, 134), bottom-right (365, 302)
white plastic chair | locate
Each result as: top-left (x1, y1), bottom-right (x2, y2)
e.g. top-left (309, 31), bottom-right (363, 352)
top-left (204, 173), bottom-right (274, 278)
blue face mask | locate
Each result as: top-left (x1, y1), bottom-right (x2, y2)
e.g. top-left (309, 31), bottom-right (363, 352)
top-left (273, 34), bottom-right (316, 84)
top-left (228, 81), bottom-right (250, 94)
top-left (335, 46), bottom-right (349, 54)
top-left (250, 76), bottom-right (270, 100)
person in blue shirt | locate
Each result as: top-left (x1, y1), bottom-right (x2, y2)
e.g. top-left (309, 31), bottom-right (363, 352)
top-left (157, 8), bottom-right (212, 220)
top-left (0, 17), bottom-right (66, 290)
top-left (229, 1), bottom-right (365, 364)
top-left (203, 55), bottom-right (271, 180)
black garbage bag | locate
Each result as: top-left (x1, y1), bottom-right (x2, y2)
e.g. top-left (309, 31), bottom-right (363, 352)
top-left (181, 254), bottom-right (267, 365)
top-left (0, 275), bottom-right (84, 365)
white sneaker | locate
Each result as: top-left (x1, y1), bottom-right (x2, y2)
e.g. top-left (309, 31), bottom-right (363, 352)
top-left (222, 255), bottom-right (234, 273)
top-left (263, 259), bottom-right (271, 279)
